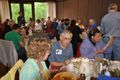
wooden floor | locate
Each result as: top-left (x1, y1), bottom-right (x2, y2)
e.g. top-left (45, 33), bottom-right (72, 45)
top-left (0, 62), bottom-right (19, 80)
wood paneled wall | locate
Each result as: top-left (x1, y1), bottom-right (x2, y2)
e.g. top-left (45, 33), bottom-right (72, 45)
top-left (56, 0), bottom-right (120, 25)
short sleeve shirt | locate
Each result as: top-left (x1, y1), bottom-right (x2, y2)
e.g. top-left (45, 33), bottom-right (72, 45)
top-left (5, 30), bottom-right (21, 51)
top-left (49, 41), bottom-right (73, 62)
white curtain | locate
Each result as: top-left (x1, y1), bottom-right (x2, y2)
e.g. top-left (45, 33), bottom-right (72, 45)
top-left (0, 0), bottom-right (10, 23)
top-left (47, 2), bottom-right (56, 20)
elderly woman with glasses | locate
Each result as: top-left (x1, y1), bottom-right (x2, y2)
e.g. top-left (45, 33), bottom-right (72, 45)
top-left (49, 29), bottom-right (73, 72)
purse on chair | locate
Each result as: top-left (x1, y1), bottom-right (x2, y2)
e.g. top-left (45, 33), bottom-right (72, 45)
top-left (0, 59), bottom-right (23, 80)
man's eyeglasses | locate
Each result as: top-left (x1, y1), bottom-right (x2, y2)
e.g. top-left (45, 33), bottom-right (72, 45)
top-left (63, 37), bottom-right (72, 41)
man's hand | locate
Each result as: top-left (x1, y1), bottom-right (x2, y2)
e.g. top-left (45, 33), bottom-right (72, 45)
top-left (95, 49), bottom-right (104, 54)
top-left (64, 59), bottom-right (71, 65)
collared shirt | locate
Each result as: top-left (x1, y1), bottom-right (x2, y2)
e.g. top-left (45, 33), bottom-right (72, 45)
top-left (49, 41), bottom-right (73, 62)
top-left (20, 58), bottom-right (49, 80)
top-left (101, 12), bottom-right (120, 37)
top-left (80, 38), bottom-right (104, 59)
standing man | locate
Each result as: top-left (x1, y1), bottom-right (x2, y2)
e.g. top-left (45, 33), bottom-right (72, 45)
top-left (68, 19), bottom-right (83, 57)
top-left (100, 3), bottom-right (120, 61)
top-left (17, 11), bottom-right (25, 27)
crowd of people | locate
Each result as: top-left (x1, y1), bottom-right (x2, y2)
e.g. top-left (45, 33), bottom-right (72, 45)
top-left (0, 2), bottom-right (120, 80)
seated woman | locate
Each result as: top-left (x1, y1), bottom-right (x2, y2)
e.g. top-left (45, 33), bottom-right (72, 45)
top-left (80, 29), bottom-right (104, 59)
top-left (19, 38), bottom-right (51, 80)
top-left (48, 30), bottom-right (73, 72)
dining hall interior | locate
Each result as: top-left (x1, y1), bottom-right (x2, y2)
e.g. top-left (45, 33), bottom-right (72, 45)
top-left (0, 0), bottom-right (120, 80)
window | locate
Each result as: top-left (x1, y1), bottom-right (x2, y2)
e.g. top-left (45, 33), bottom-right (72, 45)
top-left (11, 3), bottom-right (20, 23)
top-left (9, 1), bottom-right (53, 23)
top-left (23, 4), bottom-right (32, 22)
top-left (35, 2), bottom-right (48, 20)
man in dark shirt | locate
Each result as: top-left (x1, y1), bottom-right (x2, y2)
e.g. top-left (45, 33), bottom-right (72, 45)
top-left (17, 11), bottom-right (25, 27)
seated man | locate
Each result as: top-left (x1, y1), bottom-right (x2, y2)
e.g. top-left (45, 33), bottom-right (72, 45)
top-left (5, 24), bottom-right (27, 62)
top-left (80, 29), bottom-right (104, 59)
top-left (49, 30), bottom-right (73, 72)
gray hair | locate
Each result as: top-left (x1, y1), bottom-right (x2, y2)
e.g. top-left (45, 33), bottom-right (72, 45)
top-left (108, 3), bottom-right (118, 12)
top-left (60, 29), bottom-right (73, 38)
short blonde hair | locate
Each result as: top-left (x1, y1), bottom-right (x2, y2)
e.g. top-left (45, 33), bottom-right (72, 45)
top-left (27, 38), bottom-right (51, 59)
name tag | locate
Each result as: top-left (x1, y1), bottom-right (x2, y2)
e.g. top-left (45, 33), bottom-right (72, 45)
top-left (56, 49), bottom-right (62, 55)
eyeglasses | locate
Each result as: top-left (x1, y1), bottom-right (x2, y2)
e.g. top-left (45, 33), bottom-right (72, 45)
top-left (63, 37), bottom-right (72, 41)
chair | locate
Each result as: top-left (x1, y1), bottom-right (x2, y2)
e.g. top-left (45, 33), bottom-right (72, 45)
top-left (0, 39), bottom-right (18, 67)
top-left (0, 59), bottom-right (23, 80)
